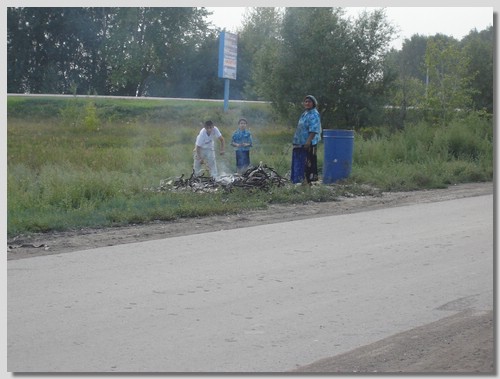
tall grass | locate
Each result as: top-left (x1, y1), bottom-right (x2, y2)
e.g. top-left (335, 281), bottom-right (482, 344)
top-left (7, 96), bottom-right (493, 237)
top-left (352, 112), bottom-right (493, 190)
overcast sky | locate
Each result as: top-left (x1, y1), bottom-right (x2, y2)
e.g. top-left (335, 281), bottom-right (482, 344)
top-left (206, 6), bottom-right (493, 49)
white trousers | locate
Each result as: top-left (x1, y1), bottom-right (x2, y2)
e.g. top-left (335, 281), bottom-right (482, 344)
top-left (193, 148), bottom-right (218, 178)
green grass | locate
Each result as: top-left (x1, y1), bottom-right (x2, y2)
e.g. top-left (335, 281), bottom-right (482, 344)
top-left (352, 113), bottom-right (493, 190)
top-left (7, 96), bottom-right (493, 237)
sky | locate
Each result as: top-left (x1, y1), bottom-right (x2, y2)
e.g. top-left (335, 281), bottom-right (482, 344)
top-left (206, 6), bottom-right (494, 50)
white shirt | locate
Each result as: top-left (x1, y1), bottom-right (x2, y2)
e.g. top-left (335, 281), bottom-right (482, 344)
top-left (195, 126), bottom-right (222, 150)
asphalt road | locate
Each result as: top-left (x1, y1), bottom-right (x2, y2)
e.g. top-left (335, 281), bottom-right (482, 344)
top-left (7, 194), bottom-right (493, 372)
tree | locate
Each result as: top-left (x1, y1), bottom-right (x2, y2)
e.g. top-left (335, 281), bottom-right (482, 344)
top-left (424, 35), bottom-right (475, 125)
top-left (461, 26), bottom-right (493, 113)
top-left (337, 8), bottom-right (396, 128)
top-left (7, 8), bottom-right (109, 94)
top-left (7, 8), bottom-right (31, 93)
top-left (166, 30), bottom-right (223, 99)
top-left (238, 7), bottom-right (283, 100)
top-left (251, 7), bottom-right (351, 124)
top-left (7, 7), bottom-right (213, 97)
top-left (383, 35), bottom-right (428, 129)
top-left (105, 7), bottom-right (211, 97)
top-left (249, 7), bottom-right (396, 128)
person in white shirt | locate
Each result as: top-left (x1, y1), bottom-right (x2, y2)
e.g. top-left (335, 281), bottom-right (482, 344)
top-left (193, 120), bottom-right (225, 178)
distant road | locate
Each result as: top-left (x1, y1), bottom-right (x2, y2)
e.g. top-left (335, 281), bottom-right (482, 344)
top-left (8, 194), bottom-right (493, 372)
top-left (7, 93), bottom-right (270, 104)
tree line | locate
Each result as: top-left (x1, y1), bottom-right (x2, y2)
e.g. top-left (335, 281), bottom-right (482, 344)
top-left (7, 7), bottom-right (493, 128)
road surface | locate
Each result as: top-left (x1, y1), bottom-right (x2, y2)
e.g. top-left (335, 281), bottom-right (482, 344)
top-left (7, 194), bottom-right (493, 372)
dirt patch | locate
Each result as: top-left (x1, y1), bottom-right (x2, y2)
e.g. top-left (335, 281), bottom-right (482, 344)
top-left (7, 182), bottom-right (493, 261)
top-left (292, 309), bottom-right (494, 374)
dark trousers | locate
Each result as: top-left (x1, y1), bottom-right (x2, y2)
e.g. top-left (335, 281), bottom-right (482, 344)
top-left (235, 150), bottom-right (250, 173)
top-left (291, 145), bottom-right (318, 183)
top-left (305, 145), bottom-right (318, 183)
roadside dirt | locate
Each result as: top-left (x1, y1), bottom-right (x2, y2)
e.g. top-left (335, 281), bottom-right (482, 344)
top-left (6, 181), bottom-right (495, 374)
top-left (292, 309), bottom-right (494, 374)
top-left (7, 181), bottom-right (493, 261)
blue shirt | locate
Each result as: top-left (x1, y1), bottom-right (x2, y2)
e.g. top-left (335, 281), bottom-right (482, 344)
top-left (293, 108), bottom-right (321, 146)
top-left (231, 129), bottom-right (253, 151)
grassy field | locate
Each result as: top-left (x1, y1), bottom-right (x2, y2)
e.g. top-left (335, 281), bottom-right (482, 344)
top-left (7, 96), bottom-right (493, 237)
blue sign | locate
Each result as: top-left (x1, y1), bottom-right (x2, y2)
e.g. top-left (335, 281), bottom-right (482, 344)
top-left (218, 31), bottom-right (238, 80)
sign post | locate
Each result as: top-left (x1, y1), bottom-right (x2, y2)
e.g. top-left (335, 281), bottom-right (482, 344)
top-left (218, 31), bottom-right (238, 112)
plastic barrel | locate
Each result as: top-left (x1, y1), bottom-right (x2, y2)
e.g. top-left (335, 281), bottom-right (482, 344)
top-left (291, 147), bottom-right (307, 183)
top-left (322, 129), bottom-right (354, 184)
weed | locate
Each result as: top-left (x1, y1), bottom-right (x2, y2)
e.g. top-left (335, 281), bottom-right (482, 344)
top-left (7, 96), bottom-right (493, 236)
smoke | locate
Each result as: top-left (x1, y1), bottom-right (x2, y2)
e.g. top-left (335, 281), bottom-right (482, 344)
top-left (216, 153), bottom-right (234, 177)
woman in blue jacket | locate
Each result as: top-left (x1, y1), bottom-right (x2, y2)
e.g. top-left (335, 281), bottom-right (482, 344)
top-left (292, 95), bottom-right (322, 184)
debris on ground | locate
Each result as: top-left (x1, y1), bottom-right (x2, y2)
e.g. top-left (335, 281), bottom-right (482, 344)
top-left (154, 163), bottom-right (289, 193)
top-left (8, 243), bottom-right (49, 251)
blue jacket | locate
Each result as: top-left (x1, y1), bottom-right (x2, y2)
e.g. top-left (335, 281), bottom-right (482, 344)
top-left (293, 108), bottom-right (321, 146)
top-left (231, 129), bottom-right (253, 151)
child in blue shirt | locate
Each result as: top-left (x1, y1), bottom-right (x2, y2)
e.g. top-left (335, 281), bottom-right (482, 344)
top-left (231, 118), bottom-right (253, 173)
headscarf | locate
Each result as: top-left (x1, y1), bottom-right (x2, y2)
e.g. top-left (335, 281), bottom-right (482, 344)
top-left (304, 95), bottom-right (318, 108)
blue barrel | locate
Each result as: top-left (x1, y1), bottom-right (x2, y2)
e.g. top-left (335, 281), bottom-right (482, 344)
top-left (323, 129), bottom-right (354, 184)
top-left (291, 147), bottom-right (307, 183)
